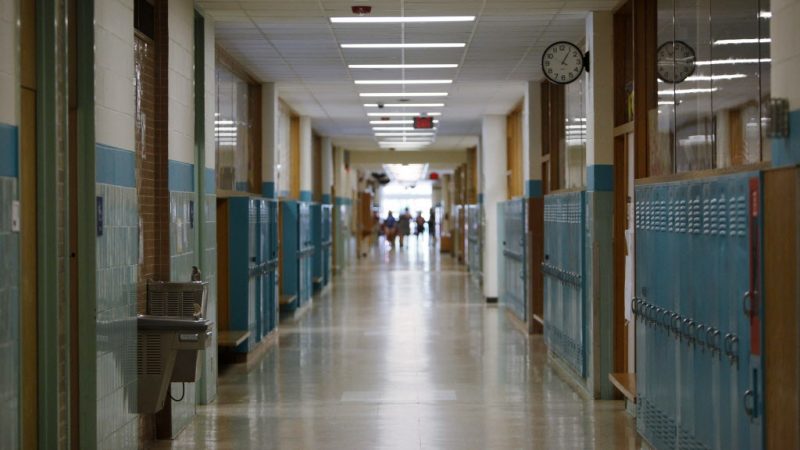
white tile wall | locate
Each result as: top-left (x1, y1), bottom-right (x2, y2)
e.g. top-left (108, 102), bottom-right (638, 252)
top-left (773, 0), bottom-right (800, 108)
top-left (95, 0), bottom-right (135, 151)
top-left (0, 0), bottom-right (18, 127)
top-left (168, 0), bottom-right (196, 165)
top-left (205, 18), bottom-right (216, 171)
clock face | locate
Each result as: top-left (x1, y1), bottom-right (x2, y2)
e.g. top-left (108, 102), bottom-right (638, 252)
top-left (542, 41), bottom-right (585, 85)
top-left (656, 41), bottom-right (696, 83)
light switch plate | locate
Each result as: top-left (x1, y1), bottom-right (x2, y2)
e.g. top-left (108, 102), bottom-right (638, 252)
top-left (11, 200), bottom-right (19, 232)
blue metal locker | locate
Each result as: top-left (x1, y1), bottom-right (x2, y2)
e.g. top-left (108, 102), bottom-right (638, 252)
top-left (321, 204), bottom-right (332, 286)
top-left (502, 199), bottom-right (526, 322)
top-left (543, 191), bottom-right (586, 377)
top-left (633, 172), bottom-right (763, 450)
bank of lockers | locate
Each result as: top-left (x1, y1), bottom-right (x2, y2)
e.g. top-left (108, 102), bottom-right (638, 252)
top-left (280, 200), bottom-right (315, 310)
top-left (502, 199), bottom-right (527, 321)
top-left (634, 172), bottom-right (763, 450)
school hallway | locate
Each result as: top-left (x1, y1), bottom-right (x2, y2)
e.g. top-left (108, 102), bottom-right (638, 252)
top-left (151, 241), bottom-right (640, 449)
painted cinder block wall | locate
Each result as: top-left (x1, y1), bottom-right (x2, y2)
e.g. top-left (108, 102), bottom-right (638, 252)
top-left (166, 0), bottom-right (199, 434)
top-left (198, 12), bottom-right (218, 406)
top-left (0, 0), bottom-right (20, 448)
top-left (94, 0), bottom-right (140, 447)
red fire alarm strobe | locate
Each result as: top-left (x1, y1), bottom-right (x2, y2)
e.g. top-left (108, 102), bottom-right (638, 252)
top-left (351, 5), bottom-right (372, 15)
top-left (413, 116), bottom-right (434, 129)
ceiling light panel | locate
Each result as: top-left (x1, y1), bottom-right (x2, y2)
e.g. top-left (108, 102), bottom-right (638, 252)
top-left (349, 64), bottom-right (458, 69)
top-left (359, 92), bottom-right (448, 97)
top-left (375, 132), bottom-right (435, 137)
top-left (369, 120), bottom-right (439, 124)
top-left (331, 16), bottom-right (475, 24)
top-left (364, 103), bottom-right (445, 108)
top-left (367, 112), bottom-right (442, 117)
top-left (342, 43), bottom-right (466, 49)
top-left (372, 127), bottom-right (437, 131)
top-left (354, 80), bottom-right (453, 85)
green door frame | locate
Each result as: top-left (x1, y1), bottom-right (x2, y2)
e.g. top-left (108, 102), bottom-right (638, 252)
top-left (35, 0), bottom-right (97, 447)
top-left (35, 0), bottom-right (63, 446)
top-left (75, 0), bottom-right (97, 448)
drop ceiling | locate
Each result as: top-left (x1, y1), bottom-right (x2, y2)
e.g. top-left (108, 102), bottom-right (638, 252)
top-left (197, 0), bottom-right (620, 151)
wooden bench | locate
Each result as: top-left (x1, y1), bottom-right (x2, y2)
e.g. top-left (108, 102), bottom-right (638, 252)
top-left (217, 330), bottom-right (250, 348)
top-left (279, 294), bottom-right (297, 306)
top-left (609, 372), bottom-right (636, 401)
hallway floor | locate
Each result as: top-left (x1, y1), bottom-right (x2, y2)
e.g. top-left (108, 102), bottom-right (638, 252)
top-left (152, 238), bottom-right (642, 449)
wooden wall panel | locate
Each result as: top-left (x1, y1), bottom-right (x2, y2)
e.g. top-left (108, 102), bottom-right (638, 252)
top-left (290, 116), bottom-right (300, 199)
top-left (763, 167), bottom-right (800, 450)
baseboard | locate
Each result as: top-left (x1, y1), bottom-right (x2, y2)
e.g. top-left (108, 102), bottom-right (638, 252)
top-left (485, 296), bottom-right (498, 304)
top-left (505, 308), bottom-right (533, 335)
top-left (547, 350), bottom-right (593, 400)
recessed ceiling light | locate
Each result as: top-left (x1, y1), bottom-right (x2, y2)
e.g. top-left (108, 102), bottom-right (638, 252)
top-left (355, 80), bottom-right (453, 85)
top-left (375, 132), bottom-right (435, 137)
top-left (331, 16), bottom-right (475, 24)
top-left (364, 103), bottom-right (445, 108)
top-left (360, 92), bottom-right (448, 98)
top-left (342, 43), bottom-right (466, 49)
top-left (367, 112), bottom-right (442, 117)
top-left (349, 64), bottom-right (458, 69)
top-left (369, 119), bottom-right (439, 124)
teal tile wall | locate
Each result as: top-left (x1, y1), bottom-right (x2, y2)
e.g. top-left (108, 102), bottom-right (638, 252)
top-left (168, 190), bottom-right (198, 434)
top-left (95, 182), bottom-right (139, 449)
top-left (198, 193), bottom-right (217, 404)
top-left (0, 176), bottom-right (19, 450)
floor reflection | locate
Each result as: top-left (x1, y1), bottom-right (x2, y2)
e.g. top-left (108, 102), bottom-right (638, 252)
top-left (149, 239), bottom-right (641, 449)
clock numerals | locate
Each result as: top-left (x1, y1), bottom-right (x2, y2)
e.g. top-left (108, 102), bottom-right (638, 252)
top-left (542, 41), bottom-right (584, 85)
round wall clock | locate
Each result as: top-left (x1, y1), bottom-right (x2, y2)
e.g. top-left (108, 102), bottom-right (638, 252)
top-left (656, 40), bottom-right (696, 83)
top-left (542, 41), bottom-right (586, 85)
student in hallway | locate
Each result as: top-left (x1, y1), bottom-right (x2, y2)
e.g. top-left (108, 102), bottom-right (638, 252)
top-left (397, 208), bottom-right (411, 248)
top-left (384, 211), bottom-right (397, 247)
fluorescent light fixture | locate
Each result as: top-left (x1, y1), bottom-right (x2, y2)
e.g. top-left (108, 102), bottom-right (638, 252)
top-left (214, 127), bottom-right (237, 132)
top-left (355, 79), bottom-right (453, 85)
top-left (214, 120), bottom-right (234, 125)
top-left (364, 103), bottom-right (445, 108)
top-left (658, 74), bottom-right (747, 82)
top-left (565, 125), bottom-right (586, 130)
top-left (373, 127), bottom-right (437, 131)
top-left (349, 64), bottom-right (458, 69)
top-left (331, 16), bottom-right (475, 24)
top-left (658, 87), bottom-right (719, 95)
top-left (759, 11), bottom-right (772, 19)
top-left (659, 101), bottom-right (675, 105)
top-left (714, 38), bottom-right (771, 45)
top-left (369, 119), bottom-right (439, 125)
top-left (375, 133), bottom-right (435, 137)
top-left (360, 92), bottom-right (448, 97)
top-left (367, 112), bottom-right (442, 117)
top-left (343, 43), bottom-right (465, 49)
top-left (696, 58), bottom-right (771, 66)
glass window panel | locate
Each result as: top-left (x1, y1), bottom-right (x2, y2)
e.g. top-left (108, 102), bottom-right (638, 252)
top-left (561, 75), bottom-right (586, 189)
top-left (215, 65), bottom-right (250, 192)
top-left (653, 0), bottom-right (771, 176)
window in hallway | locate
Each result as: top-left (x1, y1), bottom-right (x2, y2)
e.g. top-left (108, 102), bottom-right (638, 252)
top-left (380, 181), bottom-right (433, 222)
top-left (651, 0), bottom-right (771, 175)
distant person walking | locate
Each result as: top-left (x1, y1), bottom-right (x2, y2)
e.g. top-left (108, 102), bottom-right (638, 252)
top-left (414, 211), bottom-right (426, 237)
top-left (428, 208), bottom-right (437, 242)
top-left (397, 208), bottom-right (411, 248)
top-left (384, 211), bottom-right (397, 247)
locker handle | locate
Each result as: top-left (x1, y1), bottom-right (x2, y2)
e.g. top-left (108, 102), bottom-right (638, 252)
top-left (682, 318), bottom-right (695, 344)
top-left (631, 297), bottom-right (639, 316)
top-left (693, 322), bottom-right (706, 349)
top-left (660, 308), bottom-right (672, 331)
top-left (742, 290), bottom-right (755, 317)
top-left (706, 327), bottom-right (721, 353)
top-left (724, 333), bottom-right (739, 364)
top-left (743, 389), bottom-right (756, 418)
top-left (670, 313), bottom-right (682, 339)
top-left (654, 307), bottom-right (664, 329)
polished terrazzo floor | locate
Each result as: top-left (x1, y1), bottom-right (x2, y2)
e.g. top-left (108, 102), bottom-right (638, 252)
top-left (151, 237), bottom-right (642, 449)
